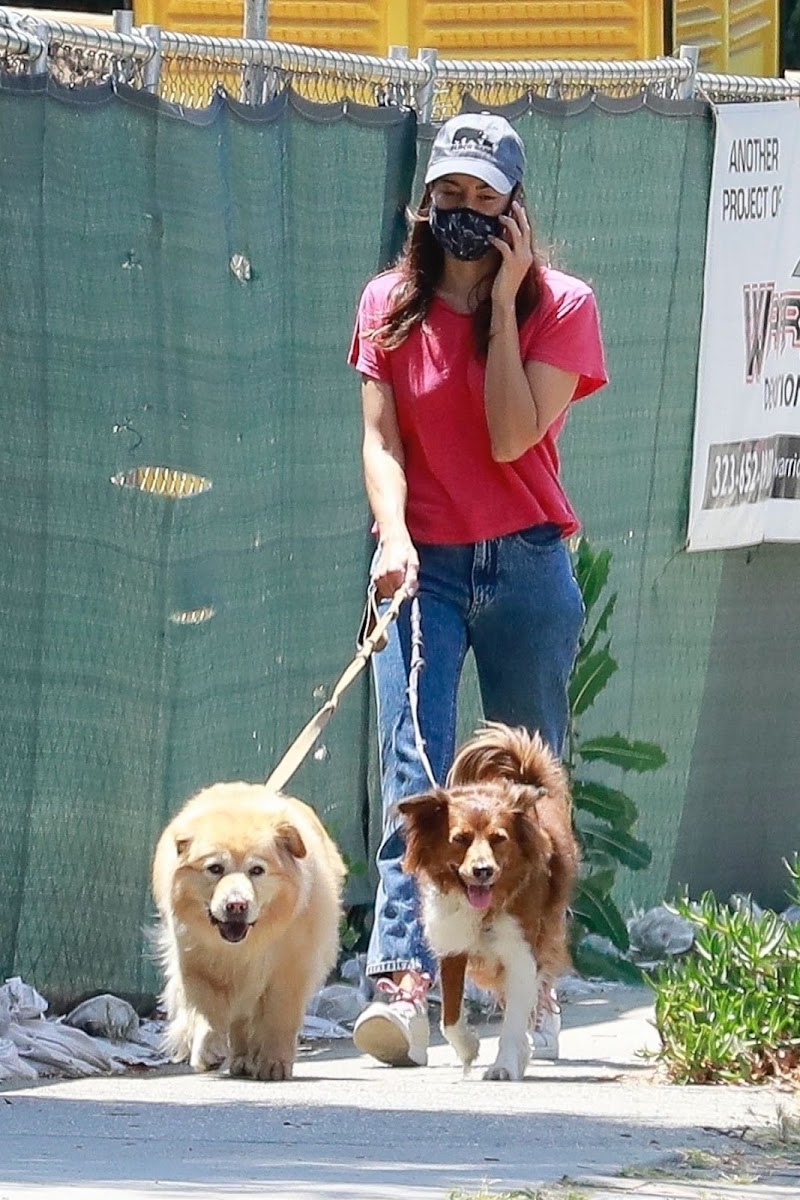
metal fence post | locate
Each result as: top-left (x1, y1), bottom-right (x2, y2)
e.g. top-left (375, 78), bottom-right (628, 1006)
top-left (677, 44), bottom-right (699, 99)
top-left (244, 0), bottom-right (268, 39)
top-left (113, 9), bottom-right (133, 34)
top-left (242, 0), bottom-right (268, 103)
top-left (388, 43), bottom-right (408, 107)
top-left (415, 46), bottom-right (437, 124)
top-left (141, 23), bottom-right (161, 94)
top-left (29, 21), bottom-right (49, 76)
top-left (113, 9), bottom-right (133, 84)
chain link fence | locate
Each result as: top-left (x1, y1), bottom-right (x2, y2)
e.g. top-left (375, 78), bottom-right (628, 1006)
top-left (0, 12), bottom-right (150, 89)
top-left (0, 13), bottom-right (39, 75)
top-left (2, 6), bottom-right (800, 113)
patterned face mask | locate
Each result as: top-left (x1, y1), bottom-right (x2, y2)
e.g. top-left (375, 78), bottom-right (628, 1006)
top-left (428, 203), bottom-right (503, 261)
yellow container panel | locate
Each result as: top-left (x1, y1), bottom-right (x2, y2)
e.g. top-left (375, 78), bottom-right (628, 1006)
top-left (132, 0), bottom-right (779, 82)
top-left (269, 1), bottom-right (388, 50)
top-left (134, 0), bottom-right (231, 34)
top-left (412, 2), bottom-right (664, 60)
top-left (673, 0), bottom-right (778, 75)
top-left (134, 0), bottom-right (389, 48)
top-left (134, 0), bottom-right (663, 58)
top-left (673, 1), bottom-right (728, 69)
top-left (729, 0), bottom-right (778, 74)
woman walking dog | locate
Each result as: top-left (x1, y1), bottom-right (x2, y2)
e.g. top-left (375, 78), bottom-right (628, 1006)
top-left (348, 113), bottom-right (608, 1067)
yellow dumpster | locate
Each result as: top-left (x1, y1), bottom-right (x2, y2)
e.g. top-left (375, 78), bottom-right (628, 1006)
top-left (131, 0), bottom-right (779, 76)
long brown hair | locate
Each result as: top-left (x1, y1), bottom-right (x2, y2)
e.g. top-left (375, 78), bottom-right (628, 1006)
top-left (371, 184), bottom-right (544, 357)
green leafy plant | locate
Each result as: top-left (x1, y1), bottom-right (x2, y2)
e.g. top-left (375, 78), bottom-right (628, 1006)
top-left (340, 853), bottom-right (369, 952)
top-left (566, 539), bottom-right (666, 980)
top-left (651, 856), bottom-right (800, 1084)
top-left (339, 912), bottom-right (362, 953)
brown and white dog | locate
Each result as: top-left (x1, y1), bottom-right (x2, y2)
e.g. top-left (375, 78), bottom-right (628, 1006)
top-left (399, 722), bottom-right (578, 1081)
top-left (152, 782), bottom-right (346, 1081)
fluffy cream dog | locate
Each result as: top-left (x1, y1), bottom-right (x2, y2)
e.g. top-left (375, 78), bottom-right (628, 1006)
top-left (152, 782), bottom-right (346, 1081)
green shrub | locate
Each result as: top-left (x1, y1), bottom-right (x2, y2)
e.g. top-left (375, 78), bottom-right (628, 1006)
top-left (652, 857), bottom-right (800, 1083)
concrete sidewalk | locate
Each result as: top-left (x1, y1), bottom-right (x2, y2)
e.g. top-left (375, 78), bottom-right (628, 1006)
top-left (0, 986), bottom-right (796, 1199)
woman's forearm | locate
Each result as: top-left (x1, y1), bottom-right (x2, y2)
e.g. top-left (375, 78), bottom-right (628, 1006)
top-left (363, 442), bottom-right (410, 542)
top-left (484, 303), bottom-right (541, 462)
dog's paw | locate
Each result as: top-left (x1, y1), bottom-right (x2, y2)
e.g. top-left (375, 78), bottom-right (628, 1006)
top-left (483, 1063), bottom-right (516, 1081)
top-left (191, 1055), bottom-right (223, 1073)
top-left (483, 1059), bottom-right (527, 1082)
top-left (229, 1039), bottom-right (295, 1081)
top-left (190, 1044), bottom-right (225, 1072)
top-left (484, 1065), bottom-right (527, 1084)
top-left (443, 1020), bottom-right (480, 1070)
top-left (483, 1038), bottom-right (529, 1082)
top-left (227, 1053), bottom-right (255, 1079)
top-left (254, 1056), bottom-right (294, 1082)
top-left (189, 1028), bottom-right (226, 1073)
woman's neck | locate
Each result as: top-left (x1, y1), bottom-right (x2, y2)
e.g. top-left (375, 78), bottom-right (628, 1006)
top-left (437, 255), bottom-right (496, 313)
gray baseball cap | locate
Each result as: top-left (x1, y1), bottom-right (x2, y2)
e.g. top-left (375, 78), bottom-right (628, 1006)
top-left (424, 113), bottom-right (526, 195)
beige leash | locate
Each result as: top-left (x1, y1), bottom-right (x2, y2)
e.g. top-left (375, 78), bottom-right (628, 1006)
top-left (408, 595), bottom-right (438, 789)
top-left (263, 583), bottom-right (410, 794)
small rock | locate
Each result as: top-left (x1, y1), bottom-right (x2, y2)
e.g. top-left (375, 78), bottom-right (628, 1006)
top-left (306, 983), bottom-right (367, 1027)
top-left (729, 893), bottom-right (765, 920)
top-left (557, 973), bottom-right (622, 1002)
top-left (64, 995), bottom-right (140, 1044)
top-left (628, 906), bottom-right (695, 959)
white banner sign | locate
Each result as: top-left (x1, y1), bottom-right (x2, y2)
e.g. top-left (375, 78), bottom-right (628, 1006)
top-left (687, 101), bottom-right (800, 551)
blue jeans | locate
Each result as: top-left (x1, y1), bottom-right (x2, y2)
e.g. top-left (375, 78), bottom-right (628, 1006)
top-left (366, 524), bottom-right (585, 979)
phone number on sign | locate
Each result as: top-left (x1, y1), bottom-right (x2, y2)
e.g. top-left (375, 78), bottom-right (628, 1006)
top-left (702, 440), bottom-right (776, 509)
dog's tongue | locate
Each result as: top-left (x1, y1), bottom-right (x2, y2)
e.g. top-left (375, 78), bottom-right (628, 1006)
top-left (466, 885), bottom-right (493, 911)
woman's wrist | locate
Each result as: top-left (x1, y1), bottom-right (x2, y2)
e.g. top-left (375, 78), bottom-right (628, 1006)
top-left (378, 522), bottom-right (411, 546)
top-left (489, 303), bottom-right (518, 338)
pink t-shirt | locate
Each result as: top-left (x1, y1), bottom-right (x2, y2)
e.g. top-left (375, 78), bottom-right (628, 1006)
top-left (348, 266), bottom-right (608, 545)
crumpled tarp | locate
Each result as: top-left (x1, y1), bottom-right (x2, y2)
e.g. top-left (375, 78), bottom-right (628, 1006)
top-left (0, 978), bottom-right (169, 1083)
top-left (0, 969), bottom-right (372, 1086)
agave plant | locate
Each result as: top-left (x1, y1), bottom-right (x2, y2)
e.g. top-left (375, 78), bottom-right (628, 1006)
top-left (565, 539), bottom-right (666, 980)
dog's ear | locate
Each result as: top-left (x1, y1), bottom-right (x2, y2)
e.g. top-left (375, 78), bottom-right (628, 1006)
top-left (396, 790), bottom-right (449, 876)
top-left (505, 784), bottom-right (549, 860)
top-left (512, 808), bottom-right (551, 863)
top-left (276, 823), bottom-right (307, 859)
top-left (175, 835), bottom-right (192, 859)
top-left (396, 789), bottom-right (449, 829)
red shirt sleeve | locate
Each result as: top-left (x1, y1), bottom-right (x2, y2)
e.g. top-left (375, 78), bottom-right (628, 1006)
top-left (520, 274), bottom-right (609, 401)
top-left (347, 278), bottom-right (392, 382)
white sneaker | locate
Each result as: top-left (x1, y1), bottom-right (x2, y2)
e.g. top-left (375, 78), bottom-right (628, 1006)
top-left (529, 988), bottom-right (561, 1061)
top-left (353, 972), bottom-right (430, 1067)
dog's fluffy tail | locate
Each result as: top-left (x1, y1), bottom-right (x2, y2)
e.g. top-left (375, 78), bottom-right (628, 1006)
top-left (447, 721), bottom-right (567, 798)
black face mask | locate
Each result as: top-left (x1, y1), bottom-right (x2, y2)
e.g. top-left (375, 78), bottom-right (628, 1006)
top-left (428, 203), bottom-right (503, 261)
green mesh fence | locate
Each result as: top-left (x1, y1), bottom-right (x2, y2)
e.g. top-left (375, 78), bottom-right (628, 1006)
top-left (1, 77), bottom-right (799, 1006)
top-left (0, 77), bottom-right (415, 1006)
